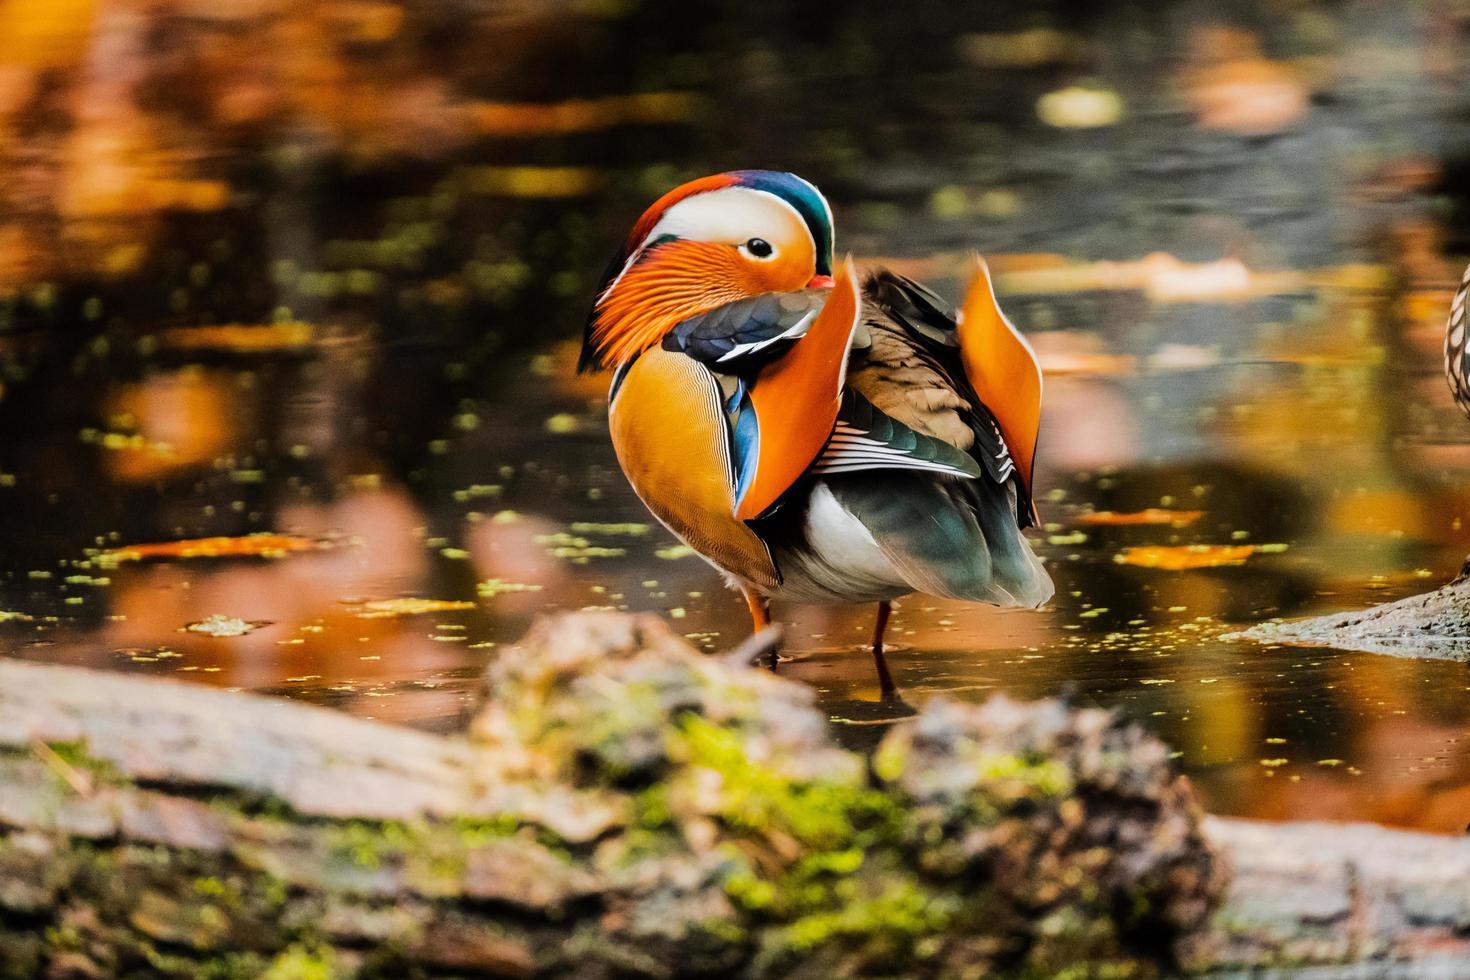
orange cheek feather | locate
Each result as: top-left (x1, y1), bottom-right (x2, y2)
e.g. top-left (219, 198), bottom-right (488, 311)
top-left (592, 240), bottom-right (816, 367)
top-left (592, 243), bottom-right (741, 366)
top-left (733, 237), bottom-right (815, 295)
top-left (608, 348), bottom-right (780, 589)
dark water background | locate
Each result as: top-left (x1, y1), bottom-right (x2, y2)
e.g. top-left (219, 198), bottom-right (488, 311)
top-left (5, 0), bottom-right (1470, 831)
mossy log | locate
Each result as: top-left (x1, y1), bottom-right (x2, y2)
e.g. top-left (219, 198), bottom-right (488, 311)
top-left (0, 612), bottom-right (1465, 978)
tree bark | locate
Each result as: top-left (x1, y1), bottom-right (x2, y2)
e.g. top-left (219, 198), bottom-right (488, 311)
top-left (0, 611), bottom-right (1466, 978)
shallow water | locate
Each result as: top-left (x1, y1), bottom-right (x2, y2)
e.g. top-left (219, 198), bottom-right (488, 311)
top-left (4, 0), bottom-right (1470, 833)
top-left (9, 289), bottom-right (1470, 834)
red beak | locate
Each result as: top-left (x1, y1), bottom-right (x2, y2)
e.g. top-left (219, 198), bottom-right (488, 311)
top-left (806, 274), bottom-right (835, 289)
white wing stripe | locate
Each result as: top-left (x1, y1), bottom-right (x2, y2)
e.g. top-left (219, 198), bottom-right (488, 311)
top-left (815, 442), bottom-right (981, 478)
top-left (714, 309), bottom-right (818, 363)
top-left (828, 435), bottom-right (895, 448)
top-left (813, 460), bottom-right (972, 475)
top-left (821, 450), bottom-right (926, 464)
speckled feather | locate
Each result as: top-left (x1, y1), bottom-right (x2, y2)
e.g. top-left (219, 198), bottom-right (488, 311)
top-left (1446, 262), bottom-right (1470, 420)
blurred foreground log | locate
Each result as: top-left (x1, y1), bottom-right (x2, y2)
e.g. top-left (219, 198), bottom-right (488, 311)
top-left (1238, 575), bottom-right (1470, 660)
top-left (0, 613), bottom-right (1465, 978)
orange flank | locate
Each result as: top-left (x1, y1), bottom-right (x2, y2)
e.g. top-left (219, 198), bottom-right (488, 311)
top-left (1078, 509), bottom-right (1204, 527)
top-left (736, 257), bottom-right (862, 521)
top-left (1115, 544), bottom-right (1258, 570)
top-left (956, 255), bottom-right (1043, 506)
top-left (608, 348), bottom-right (780, 589)
top-left (104, 534), bottom-right (323, 563)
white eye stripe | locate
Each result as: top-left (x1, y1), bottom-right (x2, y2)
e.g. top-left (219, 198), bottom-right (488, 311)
top-left (638, 186), bottom-right (810, 254)
top-left (600, 182), bottom-right (822, 304)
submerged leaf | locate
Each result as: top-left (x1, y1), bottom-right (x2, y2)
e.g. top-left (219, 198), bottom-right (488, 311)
top-left (353, 598), bottom-right (476, 619)
top-left (104, 534), bottom-right (322, 563)
top-left (477, 579), bottom-right (543, 598)
top-left (1078, 509), bottom-right (1203, 527)
top-left (1115, 544), bottom-right (1266, 570)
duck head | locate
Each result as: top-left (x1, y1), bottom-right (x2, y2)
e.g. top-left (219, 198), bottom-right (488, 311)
top-left (581, 170), bottom-right (835, 370)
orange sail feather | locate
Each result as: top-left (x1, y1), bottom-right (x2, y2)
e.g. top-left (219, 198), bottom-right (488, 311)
top-left (735, 257), bottom-right (862, 521)
top-left (956, 254), bottom-right (1043, 508)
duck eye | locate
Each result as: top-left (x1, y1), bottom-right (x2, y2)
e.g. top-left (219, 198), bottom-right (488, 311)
top-left (744, 238), bottom-right (774, 258)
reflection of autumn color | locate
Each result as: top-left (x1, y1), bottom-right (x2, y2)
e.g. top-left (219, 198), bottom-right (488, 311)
top-left (466, 512), bottom-right (570, 615)
top-left (93, 489), bottom-right (466, 710)
top-left (100, 369), bottom-right (242, 481)
top-left (1387, 218), bottom-right (1453, 289)
top-left (1078, 509), bottom-right (1203, 527)
top-left (1205, 644), bottom-right (1470, 834)
top-left (1218, 282), bottom-right (1389, 477)
top-left (0, 0), bottom-right (95, 71)
top-left (1179, 26), bottom-right (1310, 135)
top-left (0, 0), bottom-right (688, 289)
top-left (1030, 330), bottom-right (1135, 378)
top-left (1117, 545), bottom-right (1259, 570)
top-left (999, 252), bottom-right (1281, 304)
top-left (469, 93), bottom-right (696, 136)
top-left (106, 534), bottom-right (320, 562)
top-left (1036, 373), bottom-right (1139, 471)
top-left (783, 598), bottom-right (1055, 699)
top-left (1242, 713), bottom-right (1470, 835)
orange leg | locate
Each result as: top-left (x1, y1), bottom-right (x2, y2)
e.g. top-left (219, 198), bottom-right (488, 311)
top-left (741, 586), bottom-right (776, 671)
top-left (870, 600), bottom-right (896, 694)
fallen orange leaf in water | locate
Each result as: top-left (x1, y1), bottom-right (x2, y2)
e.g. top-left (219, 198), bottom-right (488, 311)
top-left (1079, 509), bottom-right (1204, 527)
top-left (105, 534), bottom-right (322, 562)
top-left (1115, 544), bottom-right (1256, 570)
top-left (157, 322), bottom-right (316, 353)
top-left (469, 92), bottom-right (697, 136)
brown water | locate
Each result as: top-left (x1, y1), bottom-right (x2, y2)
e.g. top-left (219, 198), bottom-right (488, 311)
top-left (4, 0), bottom-right (1470, 833)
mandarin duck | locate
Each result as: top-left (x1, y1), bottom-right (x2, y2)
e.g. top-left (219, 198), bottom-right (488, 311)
top-left (582, 170), bottom-right (1053, 691)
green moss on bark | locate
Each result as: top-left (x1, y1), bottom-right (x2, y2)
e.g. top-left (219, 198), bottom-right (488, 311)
top-left (1, 611), bottom-right (1224, 978)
